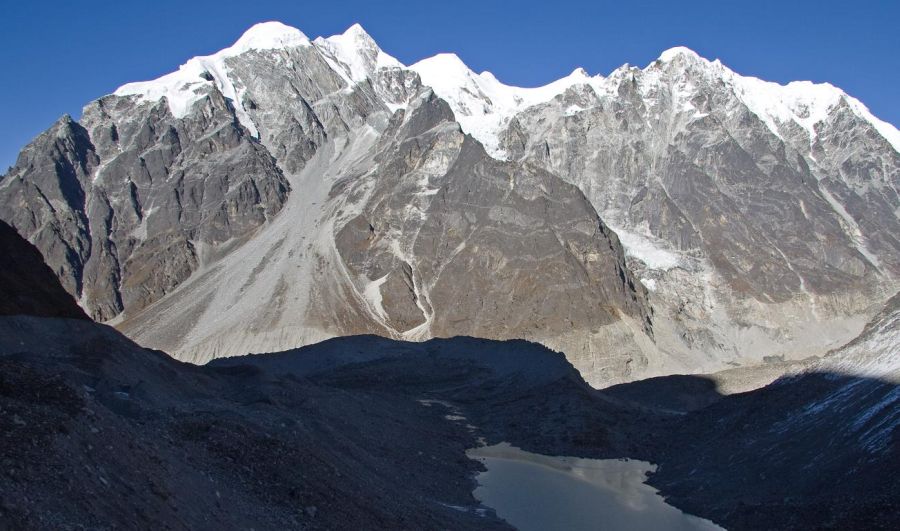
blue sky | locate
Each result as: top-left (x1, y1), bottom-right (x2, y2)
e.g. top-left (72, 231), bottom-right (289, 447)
top-left (1, 0), bottom-right (897, 170)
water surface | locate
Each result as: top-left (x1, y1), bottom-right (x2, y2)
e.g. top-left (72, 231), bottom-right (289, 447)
top-left (467, 443), bottom-right (723, 531)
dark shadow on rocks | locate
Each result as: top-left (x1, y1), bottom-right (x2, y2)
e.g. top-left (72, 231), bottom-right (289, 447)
top-left (1, 308), bottom-right (896, 530)
top-left (3, 200), bottom-right (895, 530)
top-left (642, 371), bottom-right (899, 531)
top-left (0, 322), bottom-right (517, 530)
top-left (602, 373), bottom-right (725, 413)
top-left (217, 334), bottom-right (900, 531)
top-left (0, 220), bottom-right (88, 320)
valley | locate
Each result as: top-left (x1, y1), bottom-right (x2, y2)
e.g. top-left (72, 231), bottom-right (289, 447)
top-left (0, 17), bottom-right (898, 531)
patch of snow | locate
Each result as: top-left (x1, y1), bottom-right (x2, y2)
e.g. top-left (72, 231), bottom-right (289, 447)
top-left (640, 278), bottom-right (658, 291)
top-left (410, 55), bottom-right (594, 157)
top-left (564, 104), bottom-right (588, 116)
top-left (657, 46), bottom-right (702, 63)
top-left (729, 77), bottom-right (843, 142)
top-left (611, 227), bottom-right (682, 271)
top-left (843, 97), bottom-right (900, 152)
top-left (362, 274), bottom-right (390, 321)
top-left (312, 23), bottom-right (402, 84)
top-left (229, 21), bottom-right (311, 53)
top-left (790, 378), bottom-right (866, 420)
top-left (828, 303), bottom-right (900, 451)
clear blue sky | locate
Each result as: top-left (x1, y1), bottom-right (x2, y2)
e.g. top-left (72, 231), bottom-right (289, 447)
top-left (2, 0), bottom-right (897, 171)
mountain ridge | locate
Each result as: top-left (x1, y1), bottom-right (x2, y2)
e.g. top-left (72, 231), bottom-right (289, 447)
top-left (1, 21), bottom-right (897, 386)
top-left (110, 22), bottom-right (900, 156)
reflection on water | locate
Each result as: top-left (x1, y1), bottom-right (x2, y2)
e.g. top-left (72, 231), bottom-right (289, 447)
top-left (467, 443), bottom-right (723, 531)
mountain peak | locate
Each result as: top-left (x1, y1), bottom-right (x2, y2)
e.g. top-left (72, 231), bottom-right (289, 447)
top-left (570, 67), bottom-right (590, 78)
top-left (343, 22), bottom-right (372, 40)
top-left (113, 21), bottom-right (312, 129)
top-left (657, 46), bottom-right (703, 63)
top-left (415, 53), bottom-right (470, 72)
top-left (314, 23), bottom-right (402, 83)
top-left (231, 21), bottom-right (311, 54)
top-left (323, 22), bottom-right (383, 52)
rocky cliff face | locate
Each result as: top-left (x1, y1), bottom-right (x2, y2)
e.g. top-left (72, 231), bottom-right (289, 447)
top-left (413, 47), bottom-right (900, 374)
top-left (1, 22), bottom-right (897, 385)
top-left (110, 85), bottom-right (651, 384)
top-left (0, 85), bottom-right (289, 321)
top-left (330, 92), bottom-right (652, 382)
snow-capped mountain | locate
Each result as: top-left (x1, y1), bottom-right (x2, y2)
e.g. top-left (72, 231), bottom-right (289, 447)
top-left (1, 22), bottom-right (897, 385)
top-left (412, 42), bottom-right (900, 374)
top-left (411, 46), bottom-right (900, 159)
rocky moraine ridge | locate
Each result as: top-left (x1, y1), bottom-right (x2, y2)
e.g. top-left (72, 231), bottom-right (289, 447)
top-left (1, 22), bottom-right (898, 386)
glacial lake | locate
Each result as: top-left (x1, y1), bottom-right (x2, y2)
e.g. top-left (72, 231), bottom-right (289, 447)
top-left (467, 443), bottom-right (724, 531)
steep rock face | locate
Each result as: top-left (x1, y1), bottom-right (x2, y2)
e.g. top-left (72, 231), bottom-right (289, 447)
top-left (0, 116), bottom-right (96, 300)
top-left (414, 48), bottom-right (900, 372)
top-left (0, 23), bottom-right (422, 324)
top-left (1, 87), bottom-right (290, 321)
top-left (331, 92), bottom-right (652, 383)
top-left (114, 88), bottom-right (653, 384)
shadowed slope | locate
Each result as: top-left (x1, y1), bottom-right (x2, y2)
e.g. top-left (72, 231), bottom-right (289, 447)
top-left (0, 219), bottom-right (87, 319)
top-left (0, 225), bottom-right (896, 530)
